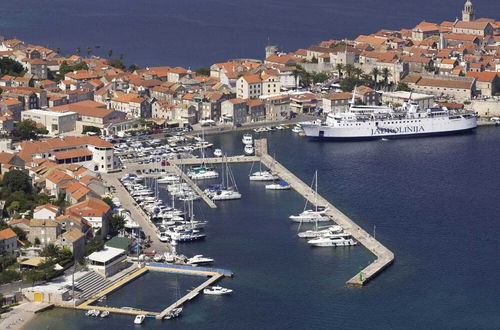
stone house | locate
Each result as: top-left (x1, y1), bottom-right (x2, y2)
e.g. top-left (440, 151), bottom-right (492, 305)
top-left (55, 229), bottom-right (85, 260)
top-left (28, 219), bottom-right (62, 245)
top-left (0, 228), bottom-right (18, 253)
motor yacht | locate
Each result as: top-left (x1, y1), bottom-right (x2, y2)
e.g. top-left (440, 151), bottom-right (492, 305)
top-left (203, 286), bottom-right (233, 295)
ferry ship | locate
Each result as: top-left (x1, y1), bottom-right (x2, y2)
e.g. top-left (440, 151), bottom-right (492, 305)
top-left (300, 97), bottom-right (477, 140)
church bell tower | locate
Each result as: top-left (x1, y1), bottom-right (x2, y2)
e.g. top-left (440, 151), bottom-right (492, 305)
top-left (462, 0), bottom-right (475, 22)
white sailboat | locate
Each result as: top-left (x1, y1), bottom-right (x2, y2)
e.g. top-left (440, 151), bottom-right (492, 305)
top-left (265, 180), bottom-right (291, 190)
top-left (290, 171), bottom-right (330, 223)
top-left (249, 161), bottom-right (279, 181)
top-left (188, 129), bottom-right (219, 180)
top-left (210, 156), bottom-right (241, 201)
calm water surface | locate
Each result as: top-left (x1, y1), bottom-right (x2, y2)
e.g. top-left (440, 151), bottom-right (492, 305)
top-left (0, 0), bottom-right (498, 67)
top-left (25, 127), bottom-right (500, 329)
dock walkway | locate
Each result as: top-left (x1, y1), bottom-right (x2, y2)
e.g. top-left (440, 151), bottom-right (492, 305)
top-left (170, 164), bottom-right (217, 209)
top-left (156, 273), bottom-right (223, 320)
top-left (254, 139), bottom-right (394, 287)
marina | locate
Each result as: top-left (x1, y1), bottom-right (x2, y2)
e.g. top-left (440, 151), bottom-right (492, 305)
top-left (111, 136), bottom-right (394, 287)
top-left (76, 263), bottom-right (233, 320)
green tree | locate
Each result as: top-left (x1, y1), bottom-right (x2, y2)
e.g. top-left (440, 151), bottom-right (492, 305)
top-left (85, 238), bottom-right (104, 255)
top-left (195, 67), bottom-right (210, 76)
top-left (13, 119), bottom-right (46, 140)
top-left (110, 214), bottom-right (125, 233)
top-left (396, 82), bottom-right (412, 92)
top-left (86, 47), bottom-right (92, 56)
top-left (128, 64), bottom-right (140, 72)
top-left (335, 63), bottom-right (344, 79)
top-left (34, 237), bottom-right (41, 245)
top-left (55, 61), bottom-right (89, 82)
top-left (0, 58), bottom-right (25, 77)
top-left (102, 197), bottom-right (115, 209)
top-left (340, 77), bottom-right (365, 92)
top-left (0, 270), bottom-right (21, 285)
top-left (312, 72), bottom-right (329, 84)
top-left (6, 201), bottom-right (21, 215)
top-left (82, 126), bottom-right (101, 135)
top-left (311, 56), bottom-right (318, 64)
top-left (75, 47), bottom-right (81, 55)
top-left (381, 68), bottom-right (391, 86)
top-left (108, 59), bottom-right (125, 70)
top-left (40, 244), bottom-right (61, 259)
top-left (55, 48), bottom-right (61, 54)
top-left (344, 64), bottom-right (355, 78)
top-left (371, 68), bottom-right (380, 84)
top-left (107, 49), bottom-right (113, 58)
top-left (2, 170), bottom-right (32, 194)
top-left (119, 53), bottom-right (124, 61)
top-left (24, 269), bottom-right (45, 285)
top-left (352, 67), bottom-right (362, 79)
top-left (11, 227), bottom-right (27, 242)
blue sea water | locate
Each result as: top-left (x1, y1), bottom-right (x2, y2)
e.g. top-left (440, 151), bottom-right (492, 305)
top-left (24, 126), bottom-right (500, 329)
top-left (0, 0), bottom-right (498, 68)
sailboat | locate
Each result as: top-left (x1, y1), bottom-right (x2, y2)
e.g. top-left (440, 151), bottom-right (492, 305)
top-left (249, 161), bottom-right (279, 181)
top-left (208, 155), bottom-right (242, 201)
top-left (166, 199), bottom-right (206, 243)
top-left (290, 171), bottom-right (329, 223)
top-left (188, 129), bottom-right (219, 180)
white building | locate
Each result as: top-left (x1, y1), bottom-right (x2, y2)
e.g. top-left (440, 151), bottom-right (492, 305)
top-left (87, 247), bottom-right (127, 278)
top-left (382, 91), bottom-right (435, 109)
top-left (21, 109), bottom-right (78, 135)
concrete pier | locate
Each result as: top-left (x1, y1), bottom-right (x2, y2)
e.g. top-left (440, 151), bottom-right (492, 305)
top-left (156, 273), bottom-right (223, 320)
top-left (77, 264), bottom-right (232, 319)
top-left (170, 164), bottom-right (217, 209)
top-left (254, 139), bottom-right (394, 287)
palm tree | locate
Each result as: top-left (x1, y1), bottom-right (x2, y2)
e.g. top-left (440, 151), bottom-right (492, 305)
top-left (86, 47), bottom-right (92, 56)
top-left (352, 67), bottom-right (362, 79)
top-left (107, 49), bottom-right (113, 58)
top-left (344, 64), bottom-right (355, 78)
top-left (381, 68), bottom-right (391, 86)
top-left (55, 47), bottom-right (61, 55)
top-left (371, 68), bottom-right (380, 84)
top-left (119, 53), bottom-right (124, 61)
top-left (75, 47), bottom-right (81, 55)
top-left (335, 63), bottom-right (344, 79)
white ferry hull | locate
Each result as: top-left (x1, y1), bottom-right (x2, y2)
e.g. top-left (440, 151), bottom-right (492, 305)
top-left (301, 116), bottom-right (477, 140)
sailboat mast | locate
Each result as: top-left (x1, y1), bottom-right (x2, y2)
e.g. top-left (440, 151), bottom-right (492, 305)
top-left (314, 170), bottom-right (318, 212)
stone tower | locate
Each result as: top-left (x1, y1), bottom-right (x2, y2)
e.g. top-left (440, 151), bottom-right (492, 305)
top-left (462, 0), bottom-right (475, 22)
top-left (265, 45), bottom-right (278, 59)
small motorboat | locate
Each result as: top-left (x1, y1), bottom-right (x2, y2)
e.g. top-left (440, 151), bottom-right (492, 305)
top-left (203, 286), bottom-right (233, 295)
top-left (244, 145), bottom-right (254, 155)
top-left (187, 255), bottom-right (215, 265)
top-left (134, 314), bottom-right (146, 324)
top-left (86, 309), bottom-right (100, 317)
top-left (100, 310), bottom-right (110, 318)
top-left (165, 307), bottom-right (183, 320)
top-left (242, 133), bottom-right (253, 145)
top-left (213, 148), bottom-right (223, 157)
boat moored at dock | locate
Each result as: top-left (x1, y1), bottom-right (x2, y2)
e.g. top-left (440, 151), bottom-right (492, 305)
top-left (301, 96), bottom-right (477, 140)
